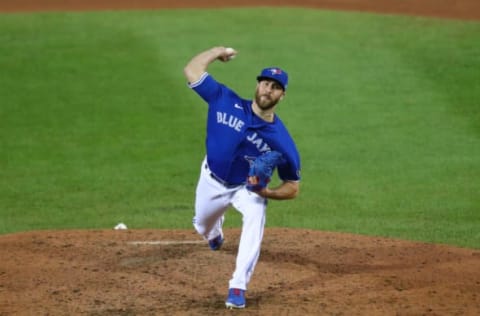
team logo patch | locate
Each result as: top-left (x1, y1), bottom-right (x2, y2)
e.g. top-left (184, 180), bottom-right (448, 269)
top-left (270, 68), bottom-right (282, 75)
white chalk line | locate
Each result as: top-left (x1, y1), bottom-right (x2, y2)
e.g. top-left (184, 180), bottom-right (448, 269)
top-left (128, 240), bottom-right (204, 246)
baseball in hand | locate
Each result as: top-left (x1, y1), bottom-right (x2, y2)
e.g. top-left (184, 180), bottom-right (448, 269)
top-left (225, 47), bottom-right (236, 59)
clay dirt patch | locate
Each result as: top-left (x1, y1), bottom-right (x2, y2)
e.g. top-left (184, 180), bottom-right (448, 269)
top-left (1, 228), bottom-right (479, 315)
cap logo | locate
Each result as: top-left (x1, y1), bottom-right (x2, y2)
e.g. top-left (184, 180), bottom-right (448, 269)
top-left (270, 68), bottom-right (282, 75)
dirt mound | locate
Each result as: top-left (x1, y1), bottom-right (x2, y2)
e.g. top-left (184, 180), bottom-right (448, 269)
top-left (1, 228), bottom-right (479, 315)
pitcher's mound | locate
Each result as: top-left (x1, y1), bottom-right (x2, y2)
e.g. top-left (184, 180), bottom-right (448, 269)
top-left (1, 228), bottom-right (479, 315)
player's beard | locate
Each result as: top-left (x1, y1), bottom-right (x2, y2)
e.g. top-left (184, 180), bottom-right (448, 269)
top-left (255, 92), bottom-right (278, 111)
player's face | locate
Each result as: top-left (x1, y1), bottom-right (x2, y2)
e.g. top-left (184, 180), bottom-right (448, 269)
top-left (255, 80), bottom-right (285, 110)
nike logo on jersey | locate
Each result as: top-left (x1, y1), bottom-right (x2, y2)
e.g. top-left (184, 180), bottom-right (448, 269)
top-left (216, 111), bottom-right (245, 132)
top-left (246, 132), bottom-right (271, 152)
top-left (234, 103), bottom-right (243, 110)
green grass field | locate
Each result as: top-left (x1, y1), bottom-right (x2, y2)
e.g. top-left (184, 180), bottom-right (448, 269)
top-left (1, 8), bottom-right (479, 248)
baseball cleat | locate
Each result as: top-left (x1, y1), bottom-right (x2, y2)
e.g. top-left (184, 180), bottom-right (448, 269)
top-left (208, 234), bottom-right (224, 251)
top-left (225, 288), bottom-right (246, 309)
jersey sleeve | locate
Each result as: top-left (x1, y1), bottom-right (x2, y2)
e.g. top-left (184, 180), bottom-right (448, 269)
top-left (188, 72), bottom-right (223, 104)
top-left (277, 149), bottom-right (301, 182)
top-left (271, 124), bottom-right (301, 182)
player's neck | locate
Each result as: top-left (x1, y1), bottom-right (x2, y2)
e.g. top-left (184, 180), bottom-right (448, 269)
top-left (252, 102), bottom-right (275, 123)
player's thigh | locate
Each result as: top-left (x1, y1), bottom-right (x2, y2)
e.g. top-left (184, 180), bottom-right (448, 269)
top-left (194, 172), bottom-right (230, 220)
top-left (231, 188), bottom-right (267, 219)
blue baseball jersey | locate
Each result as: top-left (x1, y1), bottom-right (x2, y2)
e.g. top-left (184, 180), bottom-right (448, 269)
top-left (189, 72), bottom-right (301, 185)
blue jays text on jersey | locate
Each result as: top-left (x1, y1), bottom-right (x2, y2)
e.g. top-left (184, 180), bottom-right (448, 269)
top-left (189, 72), bottom-right (301, 185)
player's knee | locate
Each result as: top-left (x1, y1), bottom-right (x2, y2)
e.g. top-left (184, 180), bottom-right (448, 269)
top-left (192, 218), bottom-right (207, 236)
top-left (194, 225), bottom-right (207, 236)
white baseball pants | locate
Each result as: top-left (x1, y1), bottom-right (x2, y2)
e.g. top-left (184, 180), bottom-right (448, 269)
top-left (193, 157), bottom-right (267, 290)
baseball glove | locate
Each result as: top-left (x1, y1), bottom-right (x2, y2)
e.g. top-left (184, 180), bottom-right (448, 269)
top-left (246, 151), bottom-right (285, 191)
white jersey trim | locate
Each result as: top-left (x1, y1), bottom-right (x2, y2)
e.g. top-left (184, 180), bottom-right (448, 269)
top-left (188, 72), bottom-right (209, 88)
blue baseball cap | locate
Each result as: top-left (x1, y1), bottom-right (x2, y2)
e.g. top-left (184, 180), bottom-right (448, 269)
top-left (256, 67), bottom-right (288, 91)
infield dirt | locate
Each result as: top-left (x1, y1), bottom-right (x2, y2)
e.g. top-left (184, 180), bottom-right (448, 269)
top-left (1, 228), bottom-right (480, 315)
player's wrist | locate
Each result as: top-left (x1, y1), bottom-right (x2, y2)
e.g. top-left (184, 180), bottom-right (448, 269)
top-left (211, 47), bottom-right (226, 58)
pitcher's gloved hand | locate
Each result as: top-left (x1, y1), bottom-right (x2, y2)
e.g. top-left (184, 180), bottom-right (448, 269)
top-left (246, 151), bottom-right (285, 191)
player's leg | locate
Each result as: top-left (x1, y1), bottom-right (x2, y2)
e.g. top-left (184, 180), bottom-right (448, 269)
top-left (228, 188), bottom-right (267, 290)
top-left (193, 159), bottom-right (230, 242)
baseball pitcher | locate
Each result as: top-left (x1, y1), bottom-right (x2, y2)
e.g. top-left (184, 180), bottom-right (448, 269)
top-left (183, 46), bottom-right (301, 309)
